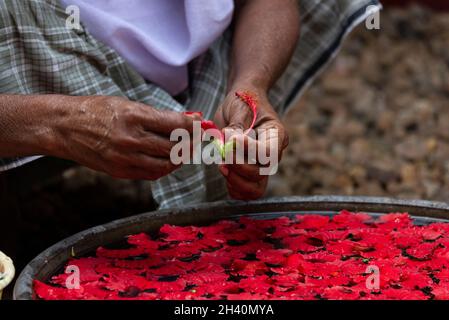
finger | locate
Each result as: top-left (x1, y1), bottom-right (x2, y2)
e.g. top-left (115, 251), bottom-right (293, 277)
top-left (115, 133), bottom-right (182, 159)
top-left (230, 133), bottom-right (282, 177)
top-left (139, 134), bottom-right (179, 158)
top-left (229, 133), bottom-right (257, 162)
top-left (256, 123), bottom-right (289, 160)
top-left (112, 152), bottom-right (180, 178)
top-left (224, 133), bottom-right (264, 167)
top-left (220, 133), bottom-right (270, 181)
top-left (226, 162), bottom-right (266, 183)
top-left (225, 170), bottom-right (268, 200)
top-left (141, 108), bottom-right (195, 136)
top-left (223, 99), bottom-right (254, 132)
top-left (241, 127), bottom-right (285, 170)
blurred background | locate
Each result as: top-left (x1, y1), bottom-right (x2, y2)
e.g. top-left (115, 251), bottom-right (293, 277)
top-left (2, 0), bottom-right (449, 274)
top-left (271, 2), bottom-right (449, 200)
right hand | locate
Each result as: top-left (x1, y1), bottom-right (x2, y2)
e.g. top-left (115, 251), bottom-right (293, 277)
top-left (51, 96), bottom-right (193, 180)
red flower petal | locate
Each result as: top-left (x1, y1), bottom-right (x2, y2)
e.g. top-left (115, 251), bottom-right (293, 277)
top-left (35, 211), bottom-right (449, 300)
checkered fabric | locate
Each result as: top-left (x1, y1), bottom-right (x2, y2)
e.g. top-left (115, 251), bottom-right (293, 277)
top-left (0, 0), bottom-right (381, 208)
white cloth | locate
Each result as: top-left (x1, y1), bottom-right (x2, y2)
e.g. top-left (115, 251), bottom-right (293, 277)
top-left (61, 0), bottom-right (234, 95)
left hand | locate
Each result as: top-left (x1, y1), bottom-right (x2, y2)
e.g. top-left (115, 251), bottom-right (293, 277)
top-left (214, 87), bottom-right (289, 200)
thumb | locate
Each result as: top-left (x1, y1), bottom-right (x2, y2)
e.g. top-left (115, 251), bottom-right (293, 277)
top-left (225, 101), bottom-right (253, 132)
top-left (222, 113), bottom-right (248, 144)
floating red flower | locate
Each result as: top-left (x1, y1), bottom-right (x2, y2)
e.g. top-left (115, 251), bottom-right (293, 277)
top-left (35, 212), bottom-right (449, 300)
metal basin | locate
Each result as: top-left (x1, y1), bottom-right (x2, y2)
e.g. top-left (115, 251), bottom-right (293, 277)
top-left (13, 196), bottom-right (449, 300)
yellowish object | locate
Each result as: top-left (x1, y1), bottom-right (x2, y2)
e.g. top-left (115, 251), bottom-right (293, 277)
top-left (0, 251), bottom-right (15, 299)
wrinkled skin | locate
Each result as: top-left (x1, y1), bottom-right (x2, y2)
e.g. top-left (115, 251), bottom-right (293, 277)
top-left (0, 95), bottom-right (194, 180)
top-left (54, 96), bottom-right (196, 180)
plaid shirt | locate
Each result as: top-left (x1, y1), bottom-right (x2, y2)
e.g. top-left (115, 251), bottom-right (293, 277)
top-left (0, 0), bottom-right (381, 208)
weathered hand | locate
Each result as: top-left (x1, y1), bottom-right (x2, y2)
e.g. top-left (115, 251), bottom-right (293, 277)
top-left (214, 89), bottom-right (289, 200)
top-left (53, 96), bottom-right (194, 180)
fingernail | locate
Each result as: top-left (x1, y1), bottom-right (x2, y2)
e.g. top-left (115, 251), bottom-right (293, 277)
top-left (183, 111), bottom-right (203, 121)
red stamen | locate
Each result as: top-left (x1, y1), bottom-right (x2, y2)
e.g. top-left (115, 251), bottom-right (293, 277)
top-left (235, 91), bottom-right (258, 133)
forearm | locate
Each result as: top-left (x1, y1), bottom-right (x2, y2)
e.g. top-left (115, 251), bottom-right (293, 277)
top-left (229, 0), bottom-right (300, 93)
top-left (0, 94), bottom-right (66, 157)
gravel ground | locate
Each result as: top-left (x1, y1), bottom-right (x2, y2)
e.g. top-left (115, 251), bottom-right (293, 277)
top-left (270, 5), bottom-right (449, 202)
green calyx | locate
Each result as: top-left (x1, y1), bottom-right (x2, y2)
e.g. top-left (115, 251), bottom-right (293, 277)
top-left (212, 139), bottom-right (236, 159)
